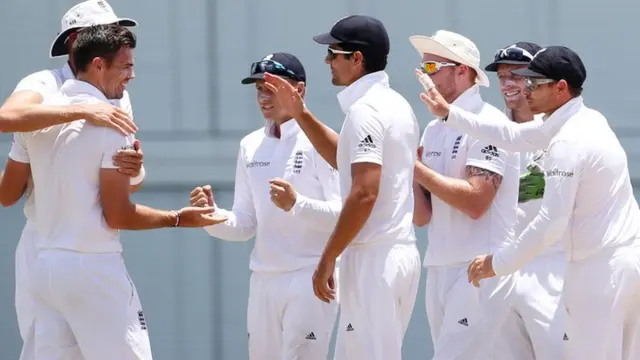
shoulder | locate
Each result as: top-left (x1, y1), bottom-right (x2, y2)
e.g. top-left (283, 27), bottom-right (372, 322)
top-left (112, 90), bottom-right (133, 115)
top-left (14, 68), bottom-right (64, 96)
top-left (239, 127), bottom-right (266, 149)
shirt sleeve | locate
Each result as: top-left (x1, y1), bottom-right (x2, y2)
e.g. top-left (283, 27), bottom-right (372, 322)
top-left (8, 133), bottom-right (30, 163)
top-left (344, 103), bottom-right (385, 165)
top-left (101, 129), bottom-right (135, 169)
top-left (465, 139), bottom-right (507, 176)
top-left (288, 150), bottom-right (342, 230)
top-left (13, 71), bottom-right (60, 99)
top-left (446, 105), bottom-right (550, 152)
top-left (204, 146), bottom-right (257, 241)
top-left (492, 140), bottom-right (579, 275)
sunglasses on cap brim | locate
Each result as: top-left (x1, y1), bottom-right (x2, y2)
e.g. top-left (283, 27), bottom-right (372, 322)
top-left (249, 60), bottom-right (300, 80)
top-left (494, 45), bottom-right (535, 63)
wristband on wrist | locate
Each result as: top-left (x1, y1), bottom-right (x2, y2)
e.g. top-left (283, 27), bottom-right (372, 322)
top-left (171, 210), bottom-right (180, 227)
top-left (130, 166), bottom-right (146, 185)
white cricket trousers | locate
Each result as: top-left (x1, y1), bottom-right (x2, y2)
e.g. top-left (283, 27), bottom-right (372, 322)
top-left (32, 249), bottom-right (152, 360)
top-left (247, 267), bottom-right (338, 360)
top-left (563, 245), bottom-right (640, 360)
top-left (334, 240), bottom-right (421, 360)
top-left (15, 222), bottom-right (39, 360)
top-left (426, 264), bottom-right (516, 360)
top-left (494, 252), bottom-right (566, 360)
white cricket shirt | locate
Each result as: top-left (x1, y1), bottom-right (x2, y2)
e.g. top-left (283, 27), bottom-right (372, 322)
top-left (335, 71), bottom-right (419, 246)
top-left (9, 79), bottom-right (136, 253)
top-left (505, 110), bottom-right (563, 256)
top-left (490, 97), bottom-right (640, 275)
top-left (9, 63), bottom-right (135, 224)
top-left (420, 86), bottom-right (520, 267)
top-left (204, 120), bottom-right (341, 273)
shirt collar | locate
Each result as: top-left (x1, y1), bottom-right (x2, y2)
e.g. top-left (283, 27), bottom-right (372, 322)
top-left (540, 96), bottom-right (584, 136)
top-left (264, 119), bottom-right (300, 140)
top-left (60, 79), bottom-right (109, 103)
top-left (336, 71), bottom-right (389, 114)
top-left (451, 85), bottom-right (484, 113)
top-left (62, 62), bottom-right (76, 81)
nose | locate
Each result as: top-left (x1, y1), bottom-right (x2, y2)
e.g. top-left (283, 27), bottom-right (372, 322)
top-left (128, 69), bottom-right (136, 81)
top-left (523, 87), bottom-right (532, 96)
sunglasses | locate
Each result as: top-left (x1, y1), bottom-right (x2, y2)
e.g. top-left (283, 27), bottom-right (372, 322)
top-left (327, 47), bottom-right (354, 59)
top-left (524, 78), bottom-right (556, 91)
top-left (249, 60), bottom-right (300, 80)
top-left (420, 61), bottom-right (457, 75)
top-left (494, 45), bottom-right (535, 63)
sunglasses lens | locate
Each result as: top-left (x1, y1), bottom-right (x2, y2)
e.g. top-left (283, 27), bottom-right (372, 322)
top-left (423, 62), bottom-right (437, 74)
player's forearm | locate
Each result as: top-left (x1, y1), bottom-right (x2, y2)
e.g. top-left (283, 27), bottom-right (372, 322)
top-left (204, 208), bottom-right (255, 242)
top-left (414, 162), bottom-right (486, 219)
top-left (104, 203), bottom-right (177, 230)
top-left (289, 195), bottom-right (342, 230)
top-left (446, 105), bottom-right (546, 152)
top-left (294, 109), bottom-right (339, 169)
top-left (493, 211), bottom-right (567, 275)
top-left (320, 187), bottom-right (376, 260)
top-left (413, 182), bottom-right (432, 227)
top-left (0, 104), bottom-right (88, 133)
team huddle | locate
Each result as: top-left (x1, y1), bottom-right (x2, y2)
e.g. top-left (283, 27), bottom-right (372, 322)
top-left (1, 1), bottom-right (639, 360)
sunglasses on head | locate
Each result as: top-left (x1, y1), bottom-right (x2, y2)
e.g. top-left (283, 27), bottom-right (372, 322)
top-left (250, 60), bottom-right (299, 80)
top-left (524, 78), bottom-right (556, 91)
top-left (420, 61), bottom-right (457, 75)
top-left (494, 45), bottom-right (535, 63)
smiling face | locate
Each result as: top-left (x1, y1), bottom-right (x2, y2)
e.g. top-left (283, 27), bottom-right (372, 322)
top-left (255, 78), bottom-right (305, 124)
top-left (496, 63), bottom-right (528, 110)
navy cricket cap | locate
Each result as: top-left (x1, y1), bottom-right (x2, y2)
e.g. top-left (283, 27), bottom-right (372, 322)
top-left (512, 46), bottom-right (587, 89)
top-left (312, 15), bottom-right (390, 56)
top-left (241, 52), bottom-right (306, 85)
top-left (484, 42), bottom-right (542, 72)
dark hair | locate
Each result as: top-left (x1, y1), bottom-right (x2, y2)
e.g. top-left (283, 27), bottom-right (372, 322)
top-left (568, 86), bottom-right (583, 97)
top-left (338, 43), bottom-right (387, 74)
top-left (73, 24), bottom-right (137, 73)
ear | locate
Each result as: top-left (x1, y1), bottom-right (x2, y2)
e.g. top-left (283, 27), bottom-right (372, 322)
top-left (557, 79), bottom-right (570, 95)
top-left (90, 57), bottom-right (104, 71)
top-left (352, 51), bottom-right (365, 66)
top-left (296, 81), bottom-right (306, 98)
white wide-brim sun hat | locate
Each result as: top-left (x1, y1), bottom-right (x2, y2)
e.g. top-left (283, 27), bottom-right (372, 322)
top-left (409, 30), bottom-right (490, 87)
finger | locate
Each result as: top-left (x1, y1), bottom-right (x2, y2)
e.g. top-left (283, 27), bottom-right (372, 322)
top-left (193, 206), bottom-right (215, 214)
top-left (133, 139), bottom-right (141, 151)
top-left (263, 72), bottom-right (286, 87)
top-left (417, 71), bottom-right (436, 91)
top-left (270, 184), bottom-right (286, 193)
top-left (203, 185), bottom-right (213, 196)
top-left (420, 92), bottom-right (438, 107)
top-left (203, 213), bottom-right (228, 223)
top-left (269, 178), bottom-right (290, 189)
top-left (263, 81), bottom-right (280, 95)
top-left (193, 198), bottom-right (209, 207)
top-left (114, 109), bottom-right (138, 133)
top-left (190, 187), bottom-right (203, 197)
top-left (113, 156), bottom-right (142, 166)
top-left (109, 122), bottom-right (130, 136)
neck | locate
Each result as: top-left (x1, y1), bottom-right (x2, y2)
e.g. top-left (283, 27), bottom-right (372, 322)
top-left (270, 118), bottom-right (291, 139)
top-left (75, 73), bottom-right (105, 97)
top-left (67, 56), bottom-right (77, 76)
top-left (446, 84), bottom-right (472, 104)
top-left (510, 106), bottom-right (534, 123)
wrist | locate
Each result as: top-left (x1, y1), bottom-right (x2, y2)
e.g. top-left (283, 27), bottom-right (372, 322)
top-left (170, 210), bottom-right (180, 227)
top-left (130, 166), bottom-right (145, 185)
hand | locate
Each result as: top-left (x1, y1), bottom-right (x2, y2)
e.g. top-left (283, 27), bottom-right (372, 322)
top-left (175, 206), bottom-right (227, 227)
top-left (262, 73), bottom-right (305, 119)
top-left (415, 69), bottom-right (451, 118)
top-left (189, 185), bottom-right (215, 208)
top-left (467, 254), bottom-right (496, 287)
top-left (312, 256), bottom-right (337, 303)
top-left (80, 103), bottom-right (138, 136)
top-left (268, 178), bottom-right (296, 212)
top-left (113, 139), bottom-right (143, 177)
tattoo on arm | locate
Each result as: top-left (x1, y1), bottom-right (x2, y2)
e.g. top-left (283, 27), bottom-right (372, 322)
top-left (466, 166), bottom-right (502, 191)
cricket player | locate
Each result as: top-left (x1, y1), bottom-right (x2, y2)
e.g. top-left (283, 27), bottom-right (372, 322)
top-left (409, 30), bottom-right (520, 359)
top-left (263, 15), bottom-right (421, 360)
top-left (189, 52), bottom-right (341, 360)
top-left (454, 46), bottom-right (640, 360)
top-left (4, 24), bottom-right (227, 360)
top-left (0, 1), bottom-right (140, 358)
top-left (483, 41), bottom-right (566, 360)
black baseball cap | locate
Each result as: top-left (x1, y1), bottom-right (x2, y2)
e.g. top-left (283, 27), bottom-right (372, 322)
top-left (241, 52), bottom-right (306, 85)
top-left (312, 15), bottom-right (390, 56)
top-left (484, 41), bottom-right (542, 72)
top-left (512, 46), bottom-right (587, 89)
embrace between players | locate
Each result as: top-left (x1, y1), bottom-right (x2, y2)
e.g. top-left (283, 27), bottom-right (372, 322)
top-left (2, 1), bottom-right (640, 360)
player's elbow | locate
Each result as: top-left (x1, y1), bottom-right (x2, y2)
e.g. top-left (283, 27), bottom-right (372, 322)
top-left (351, 185), bottom-right (378, 209)
top-left (103, 209), bottom-right (130, 229)
top-left (465, 200), bottom-right (492, 220)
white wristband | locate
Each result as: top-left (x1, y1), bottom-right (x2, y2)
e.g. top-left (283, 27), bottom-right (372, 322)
top-left (130, 166), bottom-right (146, 186)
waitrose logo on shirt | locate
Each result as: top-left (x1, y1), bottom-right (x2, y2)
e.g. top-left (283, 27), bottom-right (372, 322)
top-left (545, 169), bottom-right (574, 177)
top-left (246, 160), bottom-right (270, 168)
